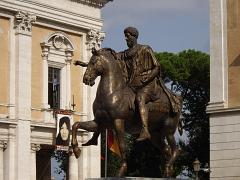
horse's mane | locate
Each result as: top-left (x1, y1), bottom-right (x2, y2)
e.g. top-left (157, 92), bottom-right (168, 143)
top-left (99, 48), bottom-right (128, 84)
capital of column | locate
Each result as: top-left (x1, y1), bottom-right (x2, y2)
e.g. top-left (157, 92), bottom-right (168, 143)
top-left (65, 48), bottom-right (74, 63)
top-left (41, 42), bottom-right (51, 60)
top-left (14, 11), bottom-right (36, 35)
top-left (86, 29), bottom-right (105, 50)
top-left (31, 143), bottom-right (41, 152)
top-left (0, 141), bottom-right (7, 151)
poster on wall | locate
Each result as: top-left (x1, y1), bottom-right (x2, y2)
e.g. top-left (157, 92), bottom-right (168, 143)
top-left (56, 114), bottom-right (72, 151)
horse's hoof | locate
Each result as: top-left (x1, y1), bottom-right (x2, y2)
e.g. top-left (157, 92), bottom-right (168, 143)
top-left (136, 129), bottom-right (151, 141)
top-left (73, 147), bottom-right (81, 158)
top-left (72, 144), bottom-right (81, 158)
top-left (82, 139), bottom-right (98, 146)
top-left (117, 162), bottom-right (127, 177)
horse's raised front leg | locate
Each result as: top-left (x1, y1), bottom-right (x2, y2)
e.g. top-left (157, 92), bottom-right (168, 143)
top-left (113, 119), bottom-right (127, 177)
top-left (71, 120), bottom-right (98, 158)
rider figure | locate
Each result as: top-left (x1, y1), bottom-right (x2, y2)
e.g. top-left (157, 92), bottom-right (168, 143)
top-left (79, 26), bottom-right (161, 145)
top-left (118, 27), bottom-right (160, 141)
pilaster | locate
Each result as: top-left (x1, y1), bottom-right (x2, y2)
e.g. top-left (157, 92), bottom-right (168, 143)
top-left (30, 144), bottom-right (40, 180)
top-left (9, 17), bottom-right (16, 119)
top-left (207, 0), bottom-right (228, 111)
top-left (69, 152), bottom-right (79, 180)
top-left (15, 11), bottom-right (36, 119)
top-left (78, 134), bottom-right (89, 180)
top-left (4, 124), bottom-right (16, 180)
top-left (0, 141), bottom-right (7, 180)
top-left (14, 11), bottom-right (36, 180)
top-left (85, 28), bottom-right (105, 120)
top-left (80, 29), bottom-right (104, 179)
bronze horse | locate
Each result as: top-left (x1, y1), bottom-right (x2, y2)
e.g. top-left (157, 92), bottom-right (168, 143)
top-left (71, 48), bottom-right (183, 177)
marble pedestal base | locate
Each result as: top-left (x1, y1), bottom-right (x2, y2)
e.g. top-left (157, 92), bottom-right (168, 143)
top-left (86, 178), bottom-right (186, 180)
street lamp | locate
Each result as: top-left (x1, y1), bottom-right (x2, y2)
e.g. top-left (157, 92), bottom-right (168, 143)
top-left (193, 158), bottom-right (200, 180)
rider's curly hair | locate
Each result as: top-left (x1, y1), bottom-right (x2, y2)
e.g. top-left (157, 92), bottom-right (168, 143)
top-left (124, 26), bottom-right (139, 39)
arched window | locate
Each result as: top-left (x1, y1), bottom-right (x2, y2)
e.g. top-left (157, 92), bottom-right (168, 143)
top-left (41, 32), bottom-right (74, 111)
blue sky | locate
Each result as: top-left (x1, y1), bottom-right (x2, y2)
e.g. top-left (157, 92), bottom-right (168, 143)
top-left (101, 0), bottom-right (209, 53)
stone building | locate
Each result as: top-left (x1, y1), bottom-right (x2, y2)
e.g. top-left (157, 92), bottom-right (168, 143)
top-left (208, 0), bottom-right (240, 179)
top-left (0, 0), bottom-right (112, 179)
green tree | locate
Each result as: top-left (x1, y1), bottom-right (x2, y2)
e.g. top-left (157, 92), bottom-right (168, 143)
top-left (156, 49), bottom-right (210, 178)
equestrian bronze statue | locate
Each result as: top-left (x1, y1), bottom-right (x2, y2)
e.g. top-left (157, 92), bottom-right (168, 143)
top-left (71, 27), bottom-right (183, 177)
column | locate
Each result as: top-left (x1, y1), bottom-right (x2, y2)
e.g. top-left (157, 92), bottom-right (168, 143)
top-left (14, 11), bottom-right (36, 180)
top-left (65, 49), bottom-right (73, 109)
top-left (40, 43), bottom-right (51, 122)
top-left (40, 42), bottom-right (51, 110)
top-left (0, 141), bottom-right (7, 180)
top-left (30, 144), bottom-right (40, 180)
top-left (69, 152), bottom-right (79, 180)
top-left (60, 65), bottom-right (67, 109)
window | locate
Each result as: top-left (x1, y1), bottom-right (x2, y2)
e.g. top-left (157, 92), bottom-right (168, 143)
top-left (41, 32), bottom-right (74, 113)
top-left (48, 67), bottom-right (60, 109)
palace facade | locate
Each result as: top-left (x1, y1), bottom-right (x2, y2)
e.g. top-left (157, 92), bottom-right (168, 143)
top-left (0, 0), bottom-right (112, 179)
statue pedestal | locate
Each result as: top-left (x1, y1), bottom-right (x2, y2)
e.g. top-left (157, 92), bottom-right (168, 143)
top-left (85, 177), bottom-right (188, 180)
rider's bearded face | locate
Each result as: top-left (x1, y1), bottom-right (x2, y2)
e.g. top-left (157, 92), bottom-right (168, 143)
top-left (125, 32), bottom-right (136, 48)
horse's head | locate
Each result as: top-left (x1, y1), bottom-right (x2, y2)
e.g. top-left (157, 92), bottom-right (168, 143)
top-left (83, 48), bottom-right (117, 86)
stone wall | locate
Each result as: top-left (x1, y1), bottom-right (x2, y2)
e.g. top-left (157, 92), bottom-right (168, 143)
top-left (208, 0), bottom-right (240, 179)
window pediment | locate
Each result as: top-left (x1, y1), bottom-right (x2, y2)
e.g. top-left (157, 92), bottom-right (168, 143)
top-left (44, 32), bottom-right (74, 51)
top-left (41, 32), bottom-right (74, 64)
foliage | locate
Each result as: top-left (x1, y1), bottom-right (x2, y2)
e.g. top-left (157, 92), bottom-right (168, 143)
top-left (156, 49), bottom-right (210, 179)
top-left (126, 140), bottom-right (164, 177)
top-left (52, 150), bottom-right (69, 177)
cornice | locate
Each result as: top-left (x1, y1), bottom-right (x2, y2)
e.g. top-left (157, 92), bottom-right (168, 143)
top-left (70, 0), bottom-right (113, 8)
top-left (207, 106), bottom-right (240, 115)
top-left (0, 0), bottom-right (103, 31)
top-left (0, 118), bottom-right (18, 125)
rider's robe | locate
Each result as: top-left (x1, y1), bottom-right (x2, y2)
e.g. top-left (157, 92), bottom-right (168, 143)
top-left (118, 44), bottom-right (181, 113)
